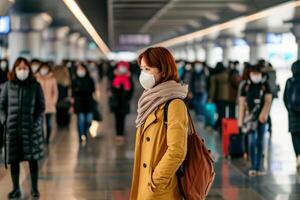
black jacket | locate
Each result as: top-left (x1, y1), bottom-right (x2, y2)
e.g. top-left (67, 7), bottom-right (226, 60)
top-left (109, 78), bottom-right (134, 114)
top-left (72, 76), bottom-right (95, 114)
top-left (284, 60), bottom-right (300, 133)
top-left (0, 79), bottom-right (45, 163)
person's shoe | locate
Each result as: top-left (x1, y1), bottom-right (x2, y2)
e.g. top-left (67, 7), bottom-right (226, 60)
top-left (31, 189), bottom-right (40, 198)
top-left (8, 188), bottom-right (21, 199)
top-left (248, 170), bottom-right (257, 177)
top-left (115, 136), bottom-right (125, 145)
top-left (256, 170), bottom-right (267, 176)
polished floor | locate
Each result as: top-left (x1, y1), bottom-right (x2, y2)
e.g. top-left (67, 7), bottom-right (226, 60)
top-left (0, 73), bottom-right (300, 200)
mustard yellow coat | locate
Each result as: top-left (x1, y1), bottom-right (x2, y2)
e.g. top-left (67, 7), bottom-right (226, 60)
top-left (130, 99), bottom-right (188, 200)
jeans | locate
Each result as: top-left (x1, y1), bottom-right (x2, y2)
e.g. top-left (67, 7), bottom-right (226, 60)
top-left (249, 122), bottom-right (266, 171)
top-left (291, 132), bottom-right (300, 157)
top-left (77, 112), bottom-right (93, 141)
top-left (44, 114), bottom-right (53, 143)
top-left (193, 92), bottom-right (208, 122)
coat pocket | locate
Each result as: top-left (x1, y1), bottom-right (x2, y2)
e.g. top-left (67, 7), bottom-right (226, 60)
top-left (148, 168), bottom-right (176, 194)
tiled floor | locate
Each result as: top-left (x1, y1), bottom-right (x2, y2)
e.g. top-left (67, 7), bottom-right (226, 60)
top-left (0, 74), bottom-right (300, 200)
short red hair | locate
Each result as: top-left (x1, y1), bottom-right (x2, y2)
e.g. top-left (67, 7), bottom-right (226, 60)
top-left (138, 47), bottom-right (179, 82)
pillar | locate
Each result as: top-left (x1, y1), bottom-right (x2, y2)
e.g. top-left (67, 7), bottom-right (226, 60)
top-left (8, 13), bottom-right (52, 68)
top-left (291, 23), bottom-right (300, 59)
top-left (68, 32), bottom-right (80, 60)
top-left (77, 37), bottom-right (87, 61)
top-left (244, 31), bottom-right (267, 65)
top-left (218, 36), bottom-right (234, 65)
top-left (202, 40), bottom-right (215, 67)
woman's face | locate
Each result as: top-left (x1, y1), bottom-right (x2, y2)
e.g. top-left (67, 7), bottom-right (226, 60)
top-left (16, 61), bottom-right (29, 72)
top-left (140, 58), bottom-right (161, 83)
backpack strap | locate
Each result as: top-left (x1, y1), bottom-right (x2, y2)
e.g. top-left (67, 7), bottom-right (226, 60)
top-left (163, 98), bottom-right (196, 135)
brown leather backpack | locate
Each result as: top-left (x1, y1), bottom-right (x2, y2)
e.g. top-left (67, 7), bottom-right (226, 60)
top-left (164, 99), bottom-right (215, 200)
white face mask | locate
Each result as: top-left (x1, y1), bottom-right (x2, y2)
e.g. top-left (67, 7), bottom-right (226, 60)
top-left (31, 64), bottom-right (39, 73)
top-left (77, 70), bottom-right (86, 78)
top-left (118, 66), bottom-right (128, 74)
top-left (250, 73), bottom-right (262, 84)
top-left (40, 68), bottom-right (49, 76)
top-left (16, 69), bottom-right (29, 81)
top-left (1, 62), bottom-right (7, 71)
top-left (139, 71), bottom-right (156, 90)
top-left (185, 64), bottom-right (192, 71)
top-left (195, 64), bottom-right (203, 72)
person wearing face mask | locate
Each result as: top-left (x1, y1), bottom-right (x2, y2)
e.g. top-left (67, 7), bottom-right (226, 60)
top-left (109, 61), bottom-right (134, 143)
top-left (238, 64), bottom-right (272, 176)
top-left (0, 59), bottom-right (9, 155)
top-left (37, 63), bottom-right (58, 144)
top-left (130, 47), bottom-right (189, 200)
top-left (72, 64), bottom-right (95, 143)
top-left (190, 61), bottom-right (209, 124)
top-left (0, 57), bottom-right (45, 198)
top-left (30, 59), bottom-right (41, 75)
top-left (284, 60), bottom-right (300, 171)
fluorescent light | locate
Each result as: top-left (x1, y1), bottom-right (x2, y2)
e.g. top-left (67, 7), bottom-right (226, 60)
top-left (149, 1), bottom-right (300, 48)
top-left (63, 0), bottom-right (111, 56)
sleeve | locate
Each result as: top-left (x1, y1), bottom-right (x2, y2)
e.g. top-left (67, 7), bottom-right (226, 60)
top-left (0, 82), bottom-right (8, 124)
top-left (264, 82), bottom-right (272, 94)
top-left (52, 78), bottom-right (59, 105)
top-left (209, 75), bottom-right (216, 100)
top-left (240, 82), bottom-right (247, 97)
top-left (34, 83), bottom-right (45, 120)
top-left (283, 79), bottom-right (290, 110)
top-left (152, 99), bottom-right (188, 186)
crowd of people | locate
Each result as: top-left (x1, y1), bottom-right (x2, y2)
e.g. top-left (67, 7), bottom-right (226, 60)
top-left (0, 46), bottom-right (299, 198)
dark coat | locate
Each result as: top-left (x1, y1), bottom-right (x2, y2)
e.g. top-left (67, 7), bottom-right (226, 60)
top-left (0, 79), bottom-right (45, 164)
top-left (109, 78), bottom-right (134, 115)
top-left (284, 60), bottom-right (300, 133)
top-left (72, 76), bottom-right (95, 114)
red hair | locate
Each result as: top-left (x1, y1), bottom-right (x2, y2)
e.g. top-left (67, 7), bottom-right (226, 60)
top-left (138, 47), bottom-right (179, 82)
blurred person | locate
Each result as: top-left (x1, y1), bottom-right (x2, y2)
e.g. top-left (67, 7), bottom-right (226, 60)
top-left (283, 60), bottom-right (300, 171)
top-left (52, 64), bottom-right (72, 127)
top-left (261, 61), bottom-right (279, 137)
top-left (72, 64), bottom-right (95, 143)
top-left (238, 62), bottom-right (252, 159)
top-left (30, 59), bottom-right (41, 75)
top-left (209, 62), bottom-right (238, 130)
top-left (176, 60), bottom-right (185, 81)
top-left (109, 61), bottom-right (134, 143)
top-left (238, 65), bottom-right (272, 176)
top-left (190, 61), bottom-right (209, 124)
top-left (0, 57), bottom-right (45, 198)
top-left (130, 47), bottom-right (188, 200)
top-left (37, 62), bottom-right (58, 144)
top-left (0, 59), bottom-right (9, 154)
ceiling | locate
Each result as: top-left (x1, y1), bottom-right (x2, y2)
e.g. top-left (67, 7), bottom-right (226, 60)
top-left (111, 0), bottom-right (291, 51)
top-left (6, 0), bottom-right (295, 52)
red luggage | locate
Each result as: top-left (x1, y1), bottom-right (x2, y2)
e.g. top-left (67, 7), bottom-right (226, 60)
top-left (221, 106), bottom-right (239, 157)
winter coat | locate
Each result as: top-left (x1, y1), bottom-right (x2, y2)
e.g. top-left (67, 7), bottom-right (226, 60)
top-left (37, 73), bottom-right (58, 113)
top-left (130, 99), bottom-right (188, 200)
top-left (209, 69), bottom-right (237, 103)
top-left (0, 79), bottom-right (45, 164)
top-left (110, 77), bottom-right (134, 114)
top-left (190, 70), bottom-right (208, 94)
top-left (284, 61), bottom-right (300, 133)
top-left (72, 76), bottom-right (95, 114)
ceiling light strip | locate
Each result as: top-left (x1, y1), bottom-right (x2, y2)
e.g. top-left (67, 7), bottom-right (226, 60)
top-left (152, 0), bottom-right (300, 48)
top-left (62, 0), bottom-right (111, 56)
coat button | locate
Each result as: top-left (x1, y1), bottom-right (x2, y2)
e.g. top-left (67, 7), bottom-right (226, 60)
top-left (143, 163), bottom-right (147, 168)
top-left (146, 137), bottom-right (150, 142)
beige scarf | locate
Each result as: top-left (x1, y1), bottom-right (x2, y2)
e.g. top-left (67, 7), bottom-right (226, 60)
top-left (136, 80), bottom-right (188, 127)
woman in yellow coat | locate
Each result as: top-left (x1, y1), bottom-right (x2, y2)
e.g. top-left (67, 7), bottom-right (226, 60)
top-left (130, 47), bottom-right (189, 200)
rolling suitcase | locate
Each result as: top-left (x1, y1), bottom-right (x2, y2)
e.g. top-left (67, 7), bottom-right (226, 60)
top-left (222, 106), bottom-right (239, 157)
top-left (229, 134), bottom-right (244, 158)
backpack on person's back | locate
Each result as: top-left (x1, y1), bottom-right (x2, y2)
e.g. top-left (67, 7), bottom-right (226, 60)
top-left (286, 78), bottom-right (300, 113)
top-left (164, 99), bottom-right (215, 200)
